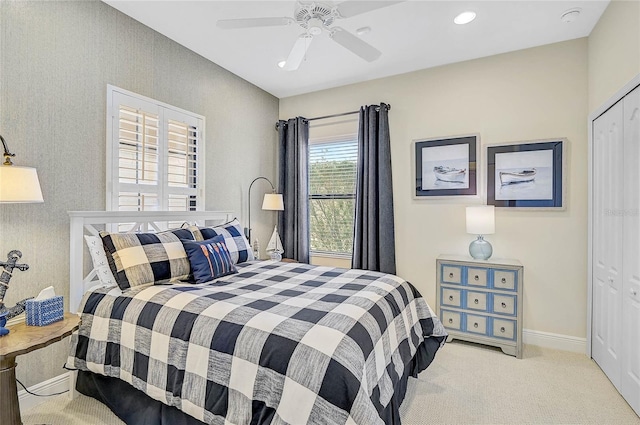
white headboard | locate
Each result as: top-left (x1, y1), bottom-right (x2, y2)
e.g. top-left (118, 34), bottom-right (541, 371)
top-left (68, 210), bottom-right (234, 313)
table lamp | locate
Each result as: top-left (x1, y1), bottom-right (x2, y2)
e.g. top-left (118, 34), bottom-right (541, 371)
top-left (0, 134), bottom-right (43, 336)
top-left (466, 205), bottom-right (495, 260)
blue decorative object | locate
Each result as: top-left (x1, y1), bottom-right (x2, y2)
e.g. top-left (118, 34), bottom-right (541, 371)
top-left (469, 236), bottom-right (493, 260)
top-left (25, 296), bottom-right (64, 326)
top-left (0, 250), bottom-right (33, 336)
top-left (0, 312), bottom-right (9, 336)
top-left (181, 235), bottom-right (238, 284)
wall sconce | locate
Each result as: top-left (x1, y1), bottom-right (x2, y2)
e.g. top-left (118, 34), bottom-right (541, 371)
top-left (245, 177), bottom-right (284, 250)
top-left (466, 205), bottom-right (495, 260)
top-left (0, 134), bottom-right (44, 336)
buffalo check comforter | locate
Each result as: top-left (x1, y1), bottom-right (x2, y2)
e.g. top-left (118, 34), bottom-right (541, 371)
top-left (66, 261), bottom-right (447, 425)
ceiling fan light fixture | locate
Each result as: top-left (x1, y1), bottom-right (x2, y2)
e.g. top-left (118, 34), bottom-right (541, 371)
top-left (356, 26), bottom-right (371, 36)
top-left (306, 17), bottom-right (324, 35)
top-left (454, 11), bottom-right (476, 25)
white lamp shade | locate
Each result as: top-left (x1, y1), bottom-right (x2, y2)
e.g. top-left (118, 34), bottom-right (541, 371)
top-left (262, 193), bottom-right (284, 211)
top-left (466, 205), bottom-right (495, 235)
top-left (0, 165), bottom-right (44, 203)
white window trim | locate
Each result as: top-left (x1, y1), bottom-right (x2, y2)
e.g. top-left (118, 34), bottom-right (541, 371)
top-left (308, 132), bottom-right (358, 257)
top-left (106, 84), bottom-right (206, 211)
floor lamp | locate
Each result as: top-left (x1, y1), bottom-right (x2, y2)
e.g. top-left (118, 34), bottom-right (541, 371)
top-left (245, 177), bottom-right (284, 257)
top-left (0, 134), bottom-right (44, 336)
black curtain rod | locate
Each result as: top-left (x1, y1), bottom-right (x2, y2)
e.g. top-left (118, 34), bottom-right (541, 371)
top-left (275, 103), bottom-right (391, 130)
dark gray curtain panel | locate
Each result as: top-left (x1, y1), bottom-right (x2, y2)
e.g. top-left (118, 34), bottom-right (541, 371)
top-left (352, 103), bottom-right (396, 274)
top-left (277, 117), bottom-right (310, 263)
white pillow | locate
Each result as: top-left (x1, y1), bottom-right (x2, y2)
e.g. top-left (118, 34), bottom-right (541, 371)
top-left (84, 235), bottom-right (118, 287)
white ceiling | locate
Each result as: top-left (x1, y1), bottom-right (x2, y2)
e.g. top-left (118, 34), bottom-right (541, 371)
top-left (103, 0), bottom-right (609, 98)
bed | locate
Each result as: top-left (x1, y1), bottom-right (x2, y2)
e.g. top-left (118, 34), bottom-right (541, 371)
top-left (65, 211), bottom-right (447, 425)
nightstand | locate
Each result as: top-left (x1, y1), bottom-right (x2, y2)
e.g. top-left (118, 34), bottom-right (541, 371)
top-left (0, 312), bottom-right (80, 425)
top-left (436, 255), bottom-right (524, 358)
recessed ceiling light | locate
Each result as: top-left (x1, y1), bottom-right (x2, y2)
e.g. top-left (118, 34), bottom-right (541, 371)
top-left (454, 11), bottom-right (476, 25)
top-left (277, 60), bottom-right (286, 69)
top-left (561, 8), bottom-right (581, 23)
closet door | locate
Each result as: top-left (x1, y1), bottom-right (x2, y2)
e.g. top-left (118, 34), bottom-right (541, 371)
top-left (622, 85), bottom-right (640, 415)
top-left (592, 100), bottom-right (624, 390)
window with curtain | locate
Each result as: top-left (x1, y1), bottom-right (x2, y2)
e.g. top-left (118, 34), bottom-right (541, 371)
top-left (308, 137), bottom-right (358, 256)
top-left (107, 86), bottom-right (204, 229)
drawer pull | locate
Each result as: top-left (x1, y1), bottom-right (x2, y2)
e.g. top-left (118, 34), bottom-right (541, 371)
top-left (449, 272), bottom-right (454, 278)
top-left (449, 295), bottom-right (454, 301)
top-left (474, 299), bottom-right (479, 304)
top-left (500, 327), bottom-right (506, 333)
top-left (448, 318), bottom-right (453, 324)
top-left (473, 323), bottom-right (479, 328)
top-left (501, 302), bottom-right (507, 308)
top-left (474, 275), bottom-right (479, 281)
top-left (501, 277), bottom-right (507, 283)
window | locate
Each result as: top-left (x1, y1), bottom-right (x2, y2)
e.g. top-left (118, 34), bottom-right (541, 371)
top-left (308, 137), bottom-right (358, 256)
top-left (107, 86), bottom-right (204, 222)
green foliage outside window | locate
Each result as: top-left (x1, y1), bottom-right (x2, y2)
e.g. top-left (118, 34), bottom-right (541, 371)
top-left (309, 142), bottom-right (357, 255)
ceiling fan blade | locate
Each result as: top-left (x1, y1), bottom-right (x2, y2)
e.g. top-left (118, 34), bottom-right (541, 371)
top-left (330, 27), bottom-right (381, 62)
top-left (336, 1), bottom-right (405, 18)
top-left (217, 17), bottom-right (291, 30)
top-left (283, 35), bottom-right (313, 71)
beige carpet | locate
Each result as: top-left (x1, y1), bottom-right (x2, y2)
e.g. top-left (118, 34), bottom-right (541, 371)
top-left (22, 341), bottom-right (640, 425)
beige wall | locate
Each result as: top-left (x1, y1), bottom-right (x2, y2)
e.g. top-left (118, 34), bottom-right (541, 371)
top-left (0, 1), bottom-right (278, 387)
top-left (281, 39), bottom-right (589, 339)
top-left (588, 0), bottom-right (640, 112)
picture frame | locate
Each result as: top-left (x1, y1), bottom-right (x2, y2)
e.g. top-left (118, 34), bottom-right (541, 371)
top-left (486, 139), bottom-right (566, 209)
top-left (413, 134), bottom-right (479, 198)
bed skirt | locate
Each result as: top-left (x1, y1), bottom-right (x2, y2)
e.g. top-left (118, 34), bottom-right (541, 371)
top-left (75, 336), bottom-right (444, 425)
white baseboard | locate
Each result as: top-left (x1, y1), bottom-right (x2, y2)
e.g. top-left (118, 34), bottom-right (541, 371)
top-left (18, 372), bottom-right (70, 413)
top-left (523, 328), bottom-right (587, 354)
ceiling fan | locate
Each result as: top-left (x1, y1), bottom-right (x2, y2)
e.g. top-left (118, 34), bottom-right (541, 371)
top-left (216, 1), bottom-right (404, 71)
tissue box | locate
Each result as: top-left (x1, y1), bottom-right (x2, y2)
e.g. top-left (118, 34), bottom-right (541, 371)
top-left (25, 296), bottom-right (64, 326)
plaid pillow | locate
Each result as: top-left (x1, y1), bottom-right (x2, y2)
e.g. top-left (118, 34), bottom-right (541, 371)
top-left (181, 235), bottom-right (238, 283)
top-left (100, 228), bottom-right (194, 290)
top-left (189, 218), bottom-right (254, 264)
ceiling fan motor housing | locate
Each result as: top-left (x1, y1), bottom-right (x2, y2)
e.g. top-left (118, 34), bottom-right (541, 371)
top-left (295, 2), bottom-right (336, 33)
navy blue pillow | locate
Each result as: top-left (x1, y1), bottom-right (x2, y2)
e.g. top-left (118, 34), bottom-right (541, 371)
top-left (181, 235), bottom-right (237, 283)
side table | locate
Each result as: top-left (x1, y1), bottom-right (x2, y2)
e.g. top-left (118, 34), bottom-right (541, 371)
top-left (0, 312), bottom-right (80, 425)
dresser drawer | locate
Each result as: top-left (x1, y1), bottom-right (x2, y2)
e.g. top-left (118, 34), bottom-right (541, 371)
top-left (442, 288), bottom-right (462, 307)
top-left (492, 318), bottom-right (516, 340)
top-left (442, 265), bottom-right (462, 284)
top-left (494, 270), bottom-right (517, 291)
top-left (467, 268), bottom-right (488, 287)
top-left (466, 291), bottom-right (488, 311)
top-left (493, 294), bottom-right (516, 316)
top-left (441, 310), bottom-right (462, 330)
top-left (465, 314), bottom-right (488, 335)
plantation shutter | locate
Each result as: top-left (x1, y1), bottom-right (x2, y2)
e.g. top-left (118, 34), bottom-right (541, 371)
top-left (308, 139), bottom-right (358, 255)
top-left (108, 87), bottom-right (204, 221)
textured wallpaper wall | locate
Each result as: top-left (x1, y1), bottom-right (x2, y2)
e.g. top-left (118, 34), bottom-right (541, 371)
top-left (0, 0), bottom-right (278, 387)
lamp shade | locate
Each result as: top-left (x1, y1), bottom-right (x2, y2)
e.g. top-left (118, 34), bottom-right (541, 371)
top-left (466, 206), bottom-right (495, 235)
top-left (0, 165), bottom-right (44, 203)
top-left (262, 193), bottom-right (284, 211)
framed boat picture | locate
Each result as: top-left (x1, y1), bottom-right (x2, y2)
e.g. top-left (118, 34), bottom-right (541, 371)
top-left (413, 134), bottom-right (478, 198)
top-left (487, 139), bottom-right (565, 209)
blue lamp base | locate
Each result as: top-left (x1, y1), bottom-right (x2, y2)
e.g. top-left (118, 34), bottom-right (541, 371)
top-left (469, 235), bottom-right (493, 260)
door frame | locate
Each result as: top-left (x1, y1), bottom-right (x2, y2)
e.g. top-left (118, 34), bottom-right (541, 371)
top-left (587, 73), bottom-right (640, 357)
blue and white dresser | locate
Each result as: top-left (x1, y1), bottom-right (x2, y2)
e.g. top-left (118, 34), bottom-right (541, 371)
top-left (436, 255), bottom-right (524, 358)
